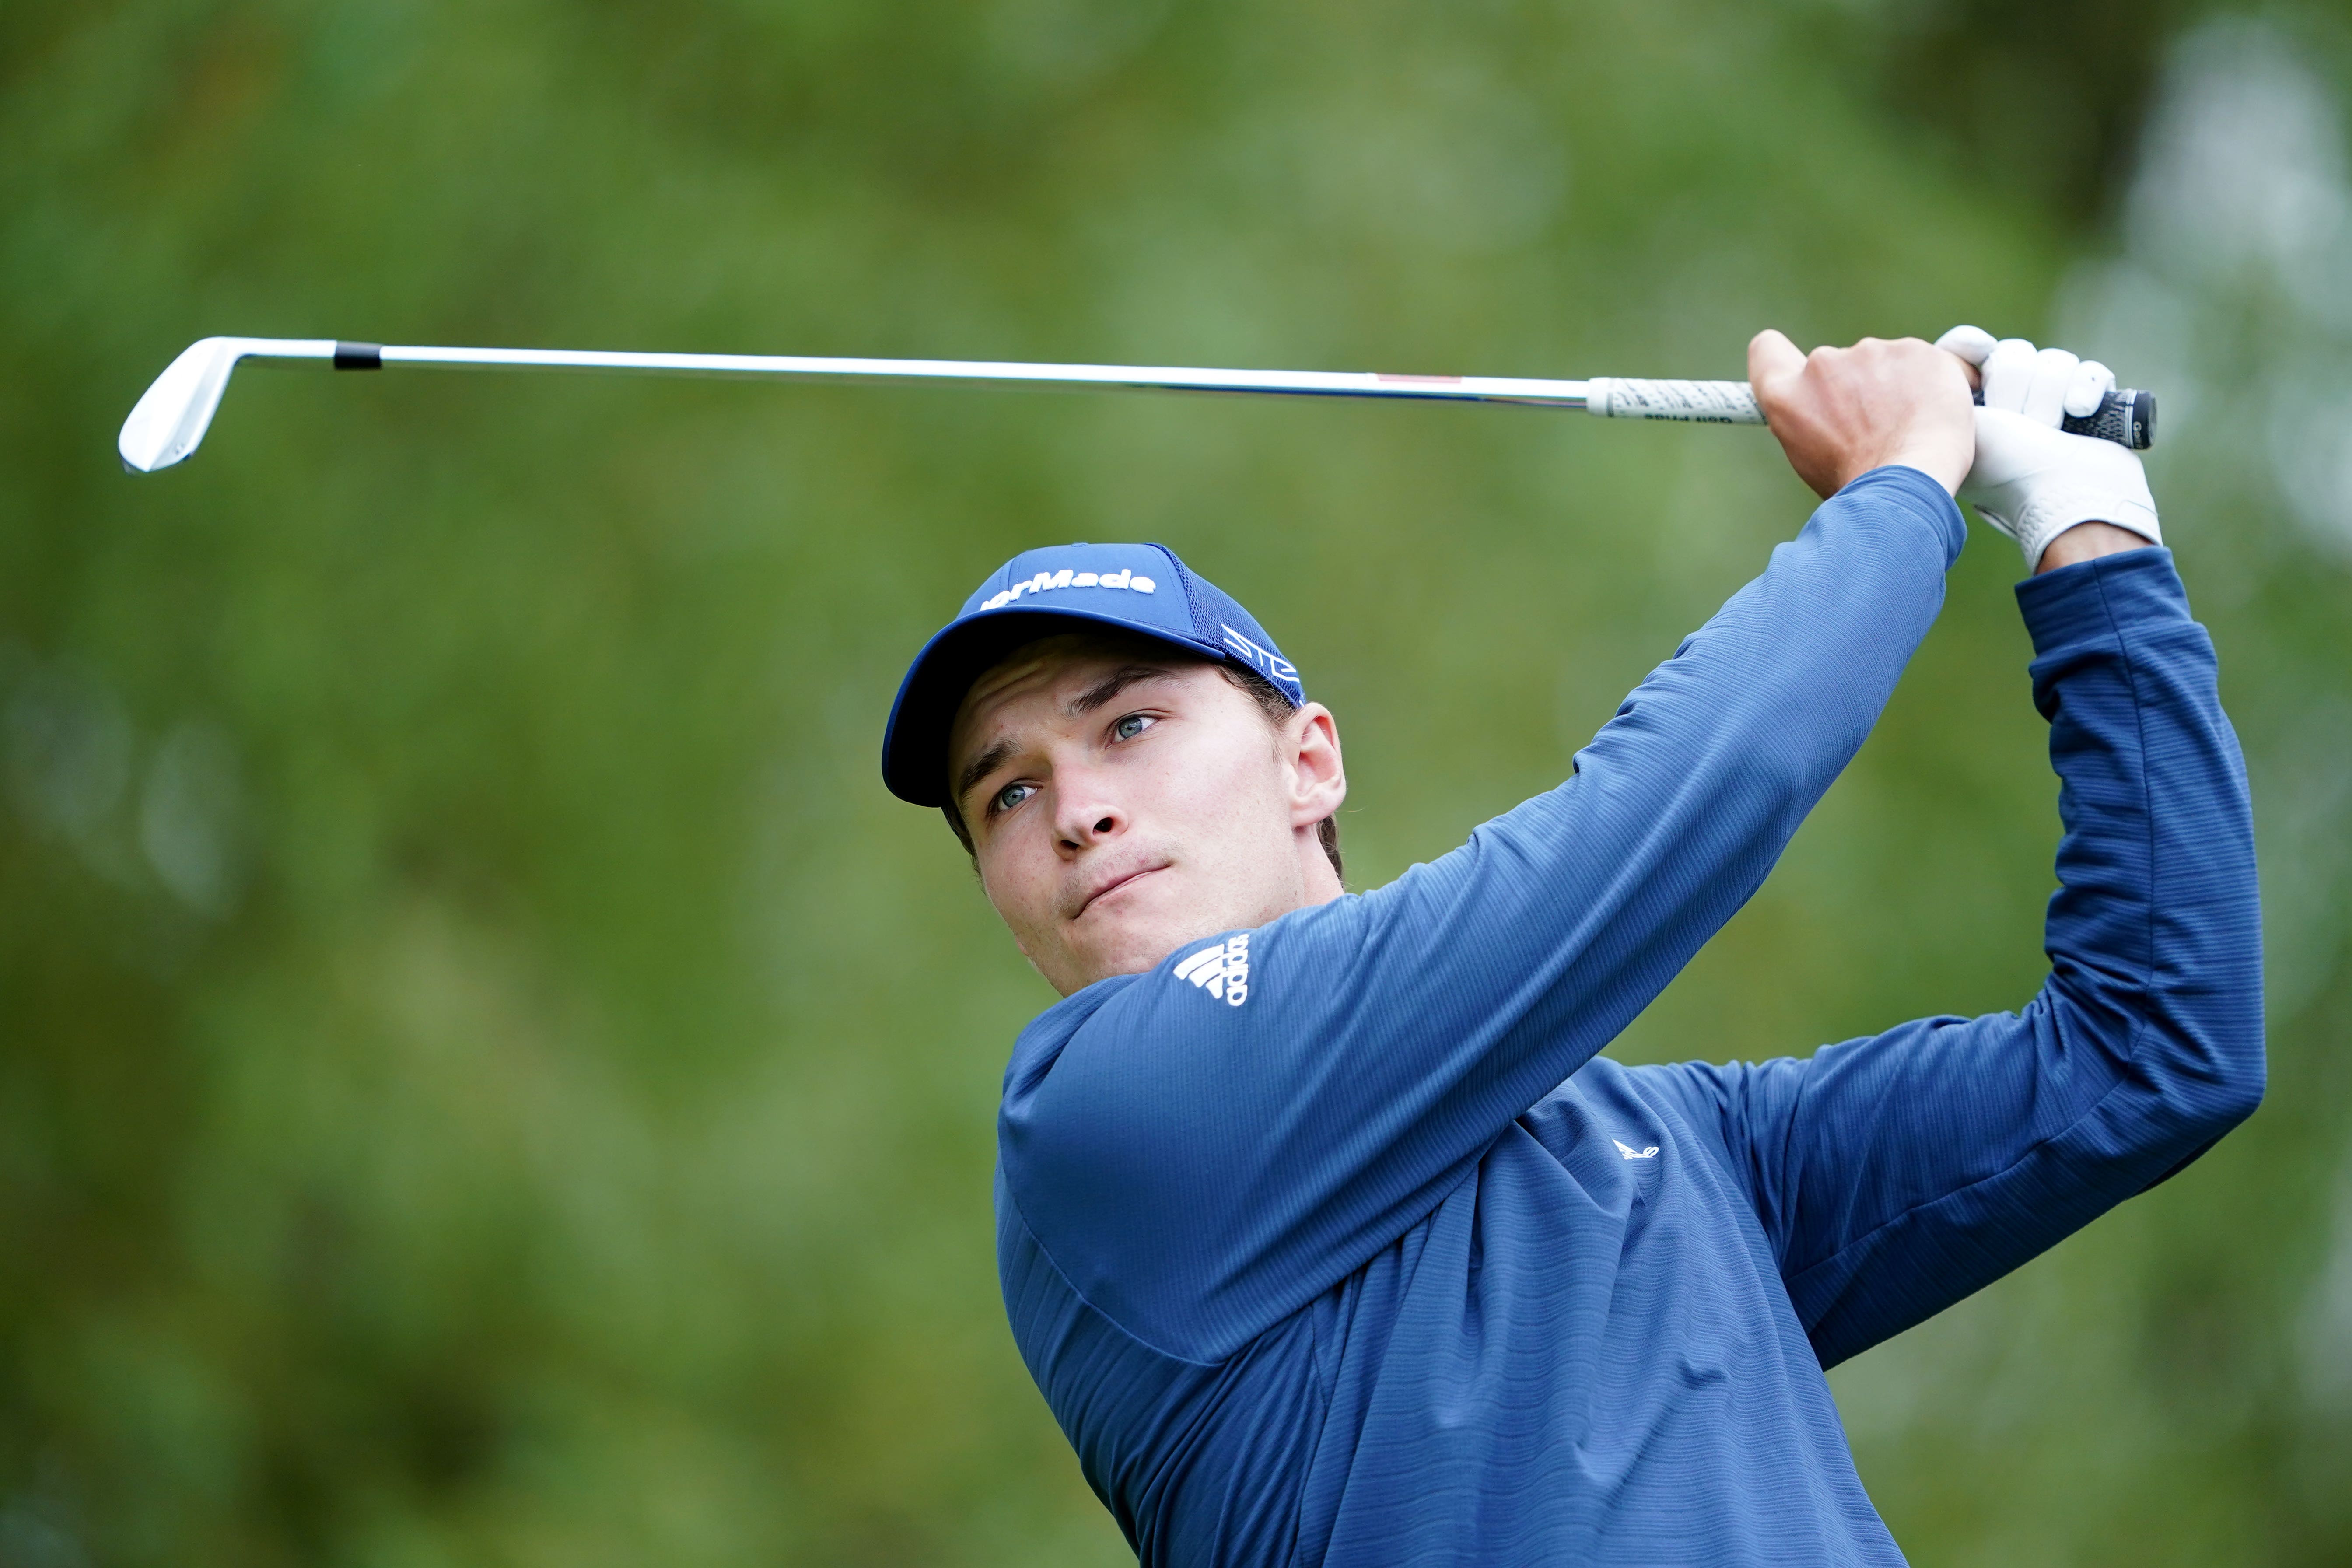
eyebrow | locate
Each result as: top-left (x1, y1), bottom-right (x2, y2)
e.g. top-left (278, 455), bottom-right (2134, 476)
top-left (1068, 664), bottom-right (1177, 717)
top-left (952, 665), bottom-right (1180, 809)
top-left (954, 739), bottom-right (1018, 809)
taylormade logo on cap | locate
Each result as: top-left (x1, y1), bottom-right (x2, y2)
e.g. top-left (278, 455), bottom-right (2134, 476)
top-left (980, 568), bottom-right (1156, 611)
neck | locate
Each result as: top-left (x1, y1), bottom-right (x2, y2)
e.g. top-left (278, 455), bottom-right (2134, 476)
top-left (1297, 823), bottom-right (1345, 906)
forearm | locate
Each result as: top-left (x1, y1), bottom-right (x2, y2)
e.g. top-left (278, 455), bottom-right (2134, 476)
top-left (2023, 548), bottom-right (2264, 1128)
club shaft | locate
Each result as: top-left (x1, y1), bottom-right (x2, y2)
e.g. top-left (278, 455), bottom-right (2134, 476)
top-left (288, 340), bottom-right (1601, 410)
top-left (117, 335), bottom-right (2155, 475)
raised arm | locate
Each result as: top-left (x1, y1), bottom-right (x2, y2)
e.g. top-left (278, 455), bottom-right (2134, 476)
top-left (1002, 339), bottom-right (1982, 1358)
top-left (1666, 544), bottom-right (2264, 1367)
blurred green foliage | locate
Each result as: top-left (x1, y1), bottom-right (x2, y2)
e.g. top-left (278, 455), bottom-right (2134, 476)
top-left (4, 1), bottom-right (2350, 1563)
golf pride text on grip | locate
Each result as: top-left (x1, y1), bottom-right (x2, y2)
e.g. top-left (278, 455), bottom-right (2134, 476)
top-left (1586, 378), bottom-right (1765, 426)
top-left (1588, 377), bottom-right (2156, 450)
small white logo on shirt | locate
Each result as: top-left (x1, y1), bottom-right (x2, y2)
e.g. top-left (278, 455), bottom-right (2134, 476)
top-left (1614, 1138), bottom-right (1660, 1160)
top-left (1174, 933), bottom-right (1251, 1007)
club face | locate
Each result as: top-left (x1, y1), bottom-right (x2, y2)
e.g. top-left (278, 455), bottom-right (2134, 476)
top-left (118, 337), bottom-right (248, 472)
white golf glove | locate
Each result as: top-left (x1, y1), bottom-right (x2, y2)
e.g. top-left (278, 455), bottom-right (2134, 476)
top-left (1934, 325), bottom-right (2162, 571)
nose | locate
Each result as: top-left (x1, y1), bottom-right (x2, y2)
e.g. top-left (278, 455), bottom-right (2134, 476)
top-left (1051, 766), bottom-right (1126, 855)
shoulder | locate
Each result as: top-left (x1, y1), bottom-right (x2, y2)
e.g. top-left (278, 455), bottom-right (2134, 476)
top-left (995, 908), bottom-right (1342, 1157)
top-left (1000, 977), bottom-right (1130, 1107)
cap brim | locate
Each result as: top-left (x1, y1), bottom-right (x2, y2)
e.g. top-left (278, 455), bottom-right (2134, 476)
top-left (880, 608), bottom-right (1227, 807)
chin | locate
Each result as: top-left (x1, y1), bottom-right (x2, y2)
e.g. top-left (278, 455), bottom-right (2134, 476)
top-left (1066, 891), bottom-right (1215, 987)
top-left (1070, 922), bottom-right (1187, 987)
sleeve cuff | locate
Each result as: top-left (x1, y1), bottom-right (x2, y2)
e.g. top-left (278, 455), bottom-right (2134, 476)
top-left (2014, 546), bottom-right (2188, 657)
top-left (1838, 465), bottom-right (1969, 569)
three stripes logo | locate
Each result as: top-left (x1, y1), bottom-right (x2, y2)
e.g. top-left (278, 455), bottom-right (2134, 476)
top-left (1173, 933), bottom-right (1252, 1007)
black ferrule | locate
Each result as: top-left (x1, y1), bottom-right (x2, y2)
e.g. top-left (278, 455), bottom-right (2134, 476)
top-left (332, 341), bottom-right (383, 370)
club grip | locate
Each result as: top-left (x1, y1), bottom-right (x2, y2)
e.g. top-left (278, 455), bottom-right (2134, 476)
top-left (2057, 388), bottom-right (2156, 450)
top-left (1591, 378), bottom-right (2157, 451)
top-left (1586, 378), bottom-right (1764, 424)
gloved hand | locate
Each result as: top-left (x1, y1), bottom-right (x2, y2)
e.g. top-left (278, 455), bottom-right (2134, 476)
top-left (1934, 325), bottom-right (2162, 571)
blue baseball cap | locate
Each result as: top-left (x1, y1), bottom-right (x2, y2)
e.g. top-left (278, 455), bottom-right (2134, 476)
top-left (882, 542), bottom-right (1303, 807)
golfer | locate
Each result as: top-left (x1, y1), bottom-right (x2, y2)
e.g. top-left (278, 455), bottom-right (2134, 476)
top-left (879, 329), bottom-right (2263, 1565)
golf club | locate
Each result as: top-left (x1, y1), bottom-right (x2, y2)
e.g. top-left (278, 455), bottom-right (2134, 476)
top-left (117, 335), bottom-right (2157, 475)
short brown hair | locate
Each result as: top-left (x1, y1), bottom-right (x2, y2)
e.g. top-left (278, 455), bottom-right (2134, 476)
top-left (940, 654), bottom-right (1342, 882)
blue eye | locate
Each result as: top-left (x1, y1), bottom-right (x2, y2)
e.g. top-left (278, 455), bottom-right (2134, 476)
top-left (1112, 713), bottom-right (1156, 742)
top-left (993, 781), bottom-right (1036, 814)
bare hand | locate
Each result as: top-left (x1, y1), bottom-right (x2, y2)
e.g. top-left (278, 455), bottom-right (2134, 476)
top-left (1748, 331), bottom-right (1977, 499)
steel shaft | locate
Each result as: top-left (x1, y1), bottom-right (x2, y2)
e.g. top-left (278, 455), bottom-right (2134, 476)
top-left (116, 335), bottom-right (2150, 473)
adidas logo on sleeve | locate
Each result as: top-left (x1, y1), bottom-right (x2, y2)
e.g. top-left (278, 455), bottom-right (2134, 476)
top-left (1173, 933), bottom-right (1252, 1007)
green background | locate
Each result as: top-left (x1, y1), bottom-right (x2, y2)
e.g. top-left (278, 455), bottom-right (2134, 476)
top-left (5, 1), bottom-right (2350, 1562)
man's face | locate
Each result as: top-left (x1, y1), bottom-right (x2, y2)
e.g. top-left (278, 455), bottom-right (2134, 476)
top-left (947, 634), bottom-right (1345, 995)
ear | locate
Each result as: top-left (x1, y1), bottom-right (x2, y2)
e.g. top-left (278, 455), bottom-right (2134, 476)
top-left (1284, 701), bottom-right (1346, 827)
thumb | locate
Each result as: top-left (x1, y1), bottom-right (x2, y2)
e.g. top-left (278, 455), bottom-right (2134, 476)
top-left (1748, 329), bottom-right (1805, 398)
top-left (1961, 406), bottom-right (2058, 497)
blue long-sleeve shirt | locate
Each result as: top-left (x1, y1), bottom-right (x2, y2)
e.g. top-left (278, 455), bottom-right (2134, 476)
top-left (994, 466), bottom-right (2265, 1566)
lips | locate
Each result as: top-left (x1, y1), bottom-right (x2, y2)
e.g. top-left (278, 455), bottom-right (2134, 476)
top-left (1071, 862), bottom-right (1168, 920)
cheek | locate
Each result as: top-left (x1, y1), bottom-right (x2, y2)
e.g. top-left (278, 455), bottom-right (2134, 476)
top-left (976, 829), bottom-right (1057, 934)
top-left (1153, 732), bottom-right (1292, 844)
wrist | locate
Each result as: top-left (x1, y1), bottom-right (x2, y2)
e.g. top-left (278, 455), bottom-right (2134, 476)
top-left (1874, 439), bottom-right (1967, 497)
top-left (2034, 521), bottom-right (2156, 574)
